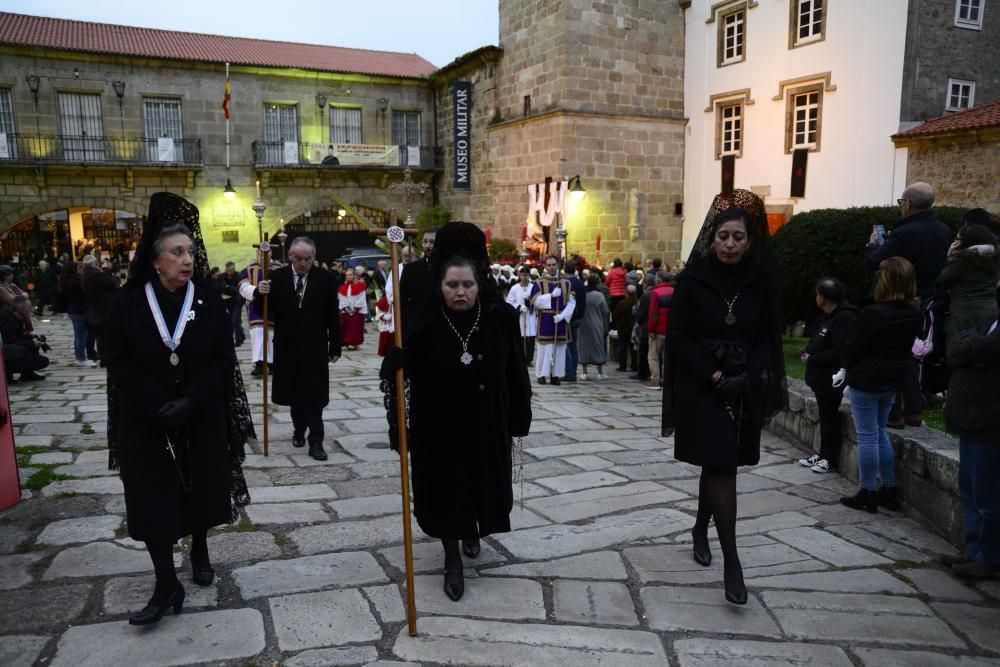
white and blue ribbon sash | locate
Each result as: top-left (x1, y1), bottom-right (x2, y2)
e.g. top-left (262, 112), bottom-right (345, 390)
top-left (145, 280), bottom-right (195, 353)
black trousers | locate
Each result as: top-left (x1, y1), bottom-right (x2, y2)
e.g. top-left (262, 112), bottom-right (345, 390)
top-left (889, 359), bottom-right (923, 420)
top-left (3, 346), bottom-right (49, 376)
top-left (518, 334), bottom-right (535, 365)
top-left (290, 404), bottom-right (324, 444)
top-left (637, 330), bottom-right (650, 378)
top-left (814, 390), bottom-right (843, 467)
top-left (229, 302), bottom-right (245, 344)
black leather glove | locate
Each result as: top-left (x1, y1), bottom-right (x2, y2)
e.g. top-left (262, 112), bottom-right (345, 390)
top-left (156, 397), bottom-right (196, 431)
top-left (713, 372), bottom-right (748, 402)
top-left (379, 346), bottom-right (410, 380)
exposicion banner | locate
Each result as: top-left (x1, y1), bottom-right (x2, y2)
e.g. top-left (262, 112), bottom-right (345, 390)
top-left (452, 81), bottom-right (471, 189)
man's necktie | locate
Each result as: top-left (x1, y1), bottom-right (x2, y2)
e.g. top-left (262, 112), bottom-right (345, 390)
top-left (296, 274), bottom-right (305, 308)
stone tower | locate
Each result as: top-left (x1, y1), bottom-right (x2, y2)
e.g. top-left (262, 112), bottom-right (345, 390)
top-left (436, 0), bottom-right (687, 263)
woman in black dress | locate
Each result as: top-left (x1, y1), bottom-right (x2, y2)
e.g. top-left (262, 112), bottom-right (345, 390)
top-left (382, 222), bottom-right (532, 601)
top-left (663, 189), bottom-right (786, 604)
top-left (104, 193), bottom-right (253, 626)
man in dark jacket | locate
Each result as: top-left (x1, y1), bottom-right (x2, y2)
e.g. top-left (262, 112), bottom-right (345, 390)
top-left (863, 181), bottom-right (952, 426)
top-left (799, 278), bottom-right (858, 473)
top-left (216, 262), bottom-right (245, 346)
top-left (399, 227), bottom-right (437, 342)
top-left (255, 237), bottom-right (342, 461)
top-left (1, 296), bottom-right (48, 381)
top-left (944, 288), bottom-right (1000, 580)
top-left (562, 259), bottom-right (587, 382)
top-left (632, 283), bottom-right (652, 381)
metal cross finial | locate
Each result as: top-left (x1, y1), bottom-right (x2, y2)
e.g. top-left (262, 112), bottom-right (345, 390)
top-left (389, 166), bottom-right (428, 227)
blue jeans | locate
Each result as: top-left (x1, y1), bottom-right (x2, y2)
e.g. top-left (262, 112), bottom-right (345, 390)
top-left (565, 321), bottom-right (581, 379)
top-left (848, 388), bottom-right (897, 490)
top-left (959, 437), bottom-right (1000, 567)
top-left (68, 314), bottom-right (87, 362)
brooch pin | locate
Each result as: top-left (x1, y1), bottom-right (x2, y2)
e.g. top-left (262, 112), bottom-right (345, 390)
top-left (187, 311), bottom-right (196, 322)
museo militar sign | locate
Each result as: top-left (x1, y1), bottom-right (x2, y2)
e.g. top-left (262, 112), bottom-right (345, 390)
top-left (452, 81), bottom-right (471, 190)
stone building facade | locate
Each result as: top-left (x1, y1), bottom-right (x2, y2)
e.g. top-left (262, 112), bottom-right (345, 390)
top-left (0, 13), bottom-right (438, 266)
top-left (901, 0), bottom-right (1000, 126)
top-left (434, 0), bottom-right (688, 264)
top-left (893, 100), bottom-right (1000, 208)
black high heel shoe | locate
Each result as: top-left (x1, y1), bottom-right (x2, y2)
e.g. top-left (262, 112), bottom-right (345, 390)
top-left (461, 538), bottom-right (481, 559)
top-left (443, 566), bottom-right (464, 601)
top-left (724, 564), bottom-right (747, 605)
top-left (129, 585), bottom-right (185, 625)
top-left (692, 530), bottom-right (712, 567)
top-left (192, 561), bottom-right (215, 587)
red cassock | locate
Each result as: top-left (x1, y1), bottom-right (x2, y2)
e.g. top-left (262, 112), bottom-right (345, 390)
top-left (338, 280), bottom-right (367, 347)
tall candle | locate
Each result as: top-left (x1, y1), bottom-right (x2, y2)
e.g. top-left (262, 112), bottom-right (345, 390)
top-left (256, 180), bottom-right (261, 199)
top-left (522, 225), bottom-right (528, 242)
top-left (485, 228), bottom-right (492, 244)
top-left (596, 234), bottom-right (602, 251)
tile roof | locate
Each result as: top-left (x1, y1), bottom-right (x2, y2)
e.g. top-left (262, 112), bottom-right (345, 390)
top-left (0, 12), bottom-right (437, 79)
top-left (893, 100), bottom-right (1000, 139)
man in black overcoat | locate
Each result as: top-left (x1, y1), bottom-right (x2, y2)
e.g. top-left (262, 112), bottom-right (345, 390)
top-left (255, 236), bottom-right (341, 460)
top-left (398, 226), bottom-right (437, 342)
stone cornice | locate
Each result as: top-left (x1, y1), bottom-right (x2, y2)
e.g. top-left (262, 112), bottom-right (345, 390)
top-left (488, 108), bottom-right (686, 132)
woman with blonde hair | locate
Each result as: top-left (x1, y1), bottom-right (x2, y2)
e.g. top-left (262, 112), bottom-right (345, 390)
top-left (840, 256), bottom-right (923, 512)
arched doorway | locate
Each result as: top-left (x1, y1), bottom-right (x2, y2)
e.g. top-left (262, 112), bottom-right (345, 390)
top-left (284, 205), bottom-right (398, 264)
top-left (2, 206), bottom-right (144, 265)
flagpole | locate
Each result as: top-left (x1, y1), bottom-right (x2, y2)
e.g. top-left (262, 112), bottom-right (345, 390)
top-left (225, 63), bottom-right (231, 170)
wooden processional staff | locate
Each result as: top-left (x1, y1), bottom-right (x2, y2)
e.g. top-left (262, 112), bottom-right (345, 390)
top-left (370, 212), bottom-right (418, 636)
top-left (253, 190), bottom-right (271, 457)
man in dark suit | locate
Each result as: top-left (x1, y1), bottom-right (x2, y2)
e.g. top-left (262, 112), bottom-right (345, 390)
top-left (398, 226), bottom-right (437, 342)
top-left (255, 237), bottom-right (342, 460)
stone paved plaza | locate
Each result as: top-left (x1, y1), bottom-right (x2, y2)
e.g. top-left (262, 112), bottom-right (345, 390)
top-left (3, 314), bottom-right (1000, 666)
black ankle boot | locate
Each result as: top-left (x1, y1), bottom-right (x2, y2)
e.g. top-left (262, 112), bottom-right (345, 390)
top-left (723, 562), bottom-right (747, 605)
top-left (462, 537), bottom-right (481, 559)
top-left (692, 529), bottom-right (712, 567)
top-left (129, 584), bottom-right (184, 625)
top-left (878, 485), bottom-right (900, 511)
top-left (840, 488), bottom-right (878, 513)
top-left (444, 566), bottom-right (464, 601)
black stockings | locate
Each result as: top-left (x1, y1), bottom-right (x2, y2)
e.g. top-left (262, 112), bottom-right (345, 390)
top-left (190, 529), bottom-right (209, 568)
top-left (146, 541), bottom-right (179, 602)
top-left (693, 469), bottom-right (744, 592)
top-left (441, 538), bottom-right (461, 572)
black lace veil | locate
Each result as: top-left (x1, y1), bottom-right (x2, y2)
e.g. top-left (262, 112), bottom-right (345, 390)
top-left (108, 192), bottom-right (254, 519)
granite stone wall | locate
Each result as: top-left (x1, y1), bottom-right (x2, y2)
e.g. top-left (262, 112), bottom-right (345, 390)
top-left (903, 138), bottom-right (1000, 209)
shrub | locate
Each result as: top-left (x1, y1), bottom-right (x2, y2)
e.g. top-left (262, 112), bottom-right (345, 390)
top-left (489, 238), bottom-right (518, 261)
top-left (772, 206), bottom-right (967, 326)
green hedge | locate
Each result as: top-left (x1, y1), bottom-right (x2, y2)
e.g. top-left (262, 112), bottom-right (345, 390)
top-left (772, 206), bottom-right (968, 326)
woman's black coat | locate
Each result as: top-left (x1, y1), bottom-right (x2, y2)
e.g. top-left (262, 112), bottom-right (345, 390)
top-left (104, 283), bottom-right (235, 542)
top-left (406, 301), bottom-right (532, 539)
top-left (665, 259), bottom-right (775, 468)
top-left (804, 302), bottom-right (858, 392)
top-left (257, 265), bottom-right (342, 408)
top-left (844, 303), bottom-right (923, 393)
top-left (945, 319), bottom-right (1000, 443)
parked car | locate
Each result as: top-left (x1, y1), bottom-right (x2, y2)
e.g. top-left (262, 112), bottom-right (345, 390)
top-left (338, 247), bottom-right (391, 270)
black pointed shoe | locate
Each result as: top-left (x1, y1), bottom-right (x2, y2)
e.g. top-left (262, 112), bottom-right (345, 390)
top-left (840, 488), bottom-right (878, 513)
top-left (129, 585), bottom-right (185, 626)
top-left (444, 566), bottom-right (464, 601)
top-left (192, 562), bottom-right (215, 587)
top-left (724, 564), bottom-right (748, 606)
top-left (692, 530), bottom-right (712, 567)
top-left (462, 538), bottom-right (481, 559)
top-left (308, 442), bottom-right (328, 461)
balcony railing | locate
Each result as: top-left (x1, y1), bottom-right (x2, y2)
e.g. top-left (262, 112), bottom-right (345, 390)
top-left (252, 141), bottom-right (443, 170)
top-left (0, 134), bottom-right (203, 166)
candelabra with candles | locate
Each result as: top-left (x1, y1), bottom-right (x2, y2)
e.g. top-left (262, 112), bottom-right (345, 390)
top-left (253, 181), bottom-right (266, 239)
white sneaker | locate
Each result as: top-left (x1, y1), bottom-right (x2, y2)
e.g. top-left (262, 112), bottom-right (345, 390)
top-left (798, 454), bottom-right (820, 468)
top-left (580, 373), bottom-right (590, 381)
top-left (596, 373), bottom-right (607, 380)
top-left (76, 360), bottom-right (97, 368)
top-left (811, 459), bottom-right (832, 473)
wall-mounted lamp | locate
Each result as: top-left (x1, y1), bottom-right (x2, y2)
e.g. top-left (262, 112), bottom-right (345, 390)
top-left (569, 175), bottom-right (586, 202)
top-left (223, 178), bottom-right (236, 200)
top-left (25, 75), bottom-right (41, 132)
top-left (112, 81), bottom-right (126, 135)
top-left (316, 93), bottom-right (328, 142)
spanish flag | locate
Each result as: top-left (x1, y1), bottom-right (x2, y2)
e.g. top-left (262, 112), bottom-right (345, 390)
top-left (222, 64), bottom-right (231, 119)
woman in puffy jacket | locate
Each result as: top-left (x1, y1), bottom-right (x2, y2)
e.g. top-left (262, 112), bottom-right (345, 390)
top-left (937, 223), bottom-right (1000, 341)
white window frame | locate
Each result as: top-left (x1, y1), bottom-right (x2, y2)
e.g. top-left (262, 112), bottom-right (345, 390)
top-left (142, 97), bottom-right (184, 162)
top-left (330, 107), bottom-right (362, 144)
top-left (954, 0), bottom-right (984, 29)
top-left (58, 92), bottom-right (105, 162)
top-left (391, 110), bottom-right (421, 147)
top-left (720, 9), bottom-right (746, 65)
top-left (263, 103), bottom-right (299, 164)
top-left (720, 103), bottom-right (743, 157)
top-left (946, 78), bottom-right (976, 111)
top-left (794, 0), bottom-right (824, 45)
top-left (0, 88), bottom-right (16, 159)
top-left (792, 91), bottom-right (820, 149)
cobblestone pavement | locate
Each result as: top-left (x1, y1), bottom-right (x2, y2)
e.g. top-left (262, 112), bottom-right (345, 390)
top-left (3, 314), bottom-right (1000, 666)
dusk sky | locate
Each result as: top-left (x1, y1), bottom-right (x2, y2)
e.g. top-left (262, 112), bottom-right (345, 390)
top-left (3, 0), bottom-right (500, 67)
